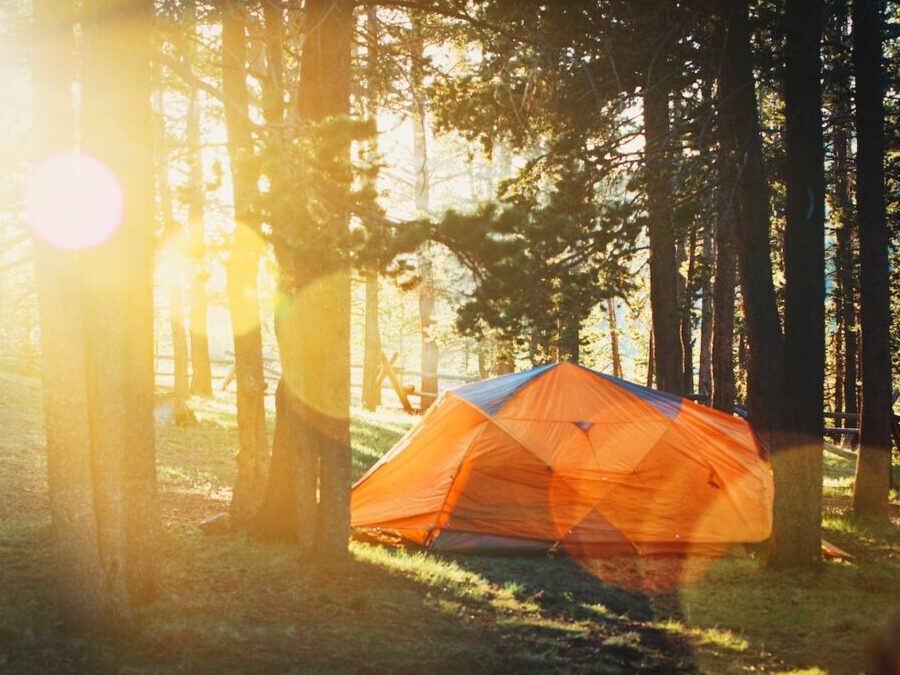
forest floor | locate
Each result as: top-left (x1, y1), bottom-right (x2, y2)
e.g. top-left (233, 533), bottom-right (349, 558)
top-left (0, 369), bottom-right (898, 674)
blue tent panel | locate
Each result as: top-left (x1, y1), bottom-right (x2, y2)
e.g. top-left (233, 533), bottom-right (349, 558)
top-left (454, 362), bottom-right (558, 416)
top-left (598, 372), bottom-right (682, 420)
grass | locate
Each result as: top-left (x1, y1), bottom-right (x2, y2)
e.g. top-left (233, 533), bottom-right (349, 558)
top-left (0, 370), bottom-right (897, 673)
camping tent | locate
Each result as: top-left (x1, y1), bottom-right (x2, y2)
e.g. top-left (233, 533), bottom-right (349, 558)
top-left (351, 362), bottom-right (773, 555)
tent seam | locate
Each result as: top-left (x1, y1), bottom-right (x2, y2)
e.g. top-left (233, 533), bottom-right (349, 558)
top-left (424, 411), bottom-right (492, 546)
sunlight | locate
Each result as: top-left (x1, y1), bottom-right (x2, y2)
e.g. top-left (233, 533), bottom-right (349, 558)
top-left (23, 152), bottom-right (123, 250)
top-left (225, 220), bottom-right (268, 338)
top-left (276, 270), bottom-right (351, 421)
top-left (156, 227), bottom-right (189, 294)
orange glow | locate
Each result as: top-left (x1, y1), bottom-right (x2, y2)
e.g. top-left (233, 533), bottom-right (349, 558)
top-left (351, 362), bottom-right (774, 590)
top-left (23, 153), bottom-right (123, 250)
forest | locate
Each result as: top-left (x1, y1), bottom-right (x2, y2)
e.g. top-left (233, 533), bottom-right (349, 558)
top-left (0, 0), bottom-right (898, 672)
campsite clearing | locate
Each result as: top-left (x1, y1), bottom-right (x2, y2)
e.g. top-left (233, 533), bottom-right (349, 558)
top-left (0, 370), bottom-right (897, 674)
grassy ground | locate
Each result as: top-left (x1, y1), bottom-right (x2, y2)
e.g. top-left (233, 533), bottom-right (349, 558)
top-left (0, 370), bottom-right (897, 674)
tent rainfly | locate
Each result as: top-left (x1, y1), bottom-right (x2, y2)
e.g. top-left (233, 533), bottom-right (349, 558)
top-left (351, 362), bottom-right (774, 555)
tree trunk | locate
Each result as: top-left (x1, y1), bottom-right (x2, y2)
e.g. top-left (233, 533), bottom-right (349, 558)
top-left (558, 310), bottom-right (580, 363)
top-left (608, 299), bottom-right (623, 378)
top-left (418, 253), bottom-right (439, 401)
top-left (698, 219), bottom-right (714, 401)
top-left (264, 0), bottom-right (354, 559)
top-left (362, 271), bottom-right (382, 410)
top-left (717, 0), bottom-right (785, 457)
top-left (168, 267), bottom-right (192, 424)
top-left (832, 59), bottom-right (858, 426)
top-left (777, 0), bottom-right (825, 568)
top-left (81, 0), bottom-right (161, 609)
top-left (680, 230), bottom-right (696, 394)
top-left (646, 330), bottom-right (655, 388)
top-left (31, 0), bottom-right (112, 629)
top-left (643, 61), bottom-right (683, 395)
top-left (262, 0), bottom-right (284, 126)
top-left (851, 0), bottom-right (892, 517)
top-left (711, 138), bottom-right (738, 413)
top-left (222, 4), bottom-right (270, 530)
top-left (184, 2), bottom-right (212, 396)
top-left (361, 7), bottom-right (382, 412)
top-left (412, 20), bottom-right (438, 408)
top-left (153, 91), bottom-right (192, 424)
top-left (826, 2), bottom-right (859, 426)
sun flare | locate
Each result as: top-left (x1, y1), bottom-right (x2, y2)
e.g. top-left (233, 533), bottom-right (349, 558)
top-left (23, 152), bottom-right (123, 251)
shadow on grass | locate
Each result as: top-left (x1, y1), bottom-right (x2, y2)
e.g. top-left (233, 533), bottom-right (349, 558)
top-left (441, 552), bottom-right (697, 673)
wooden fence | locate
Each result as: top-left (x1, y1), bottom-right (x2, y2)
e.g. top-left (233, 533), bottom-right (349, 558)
top-left (153, 350), bottom-right (478, 413)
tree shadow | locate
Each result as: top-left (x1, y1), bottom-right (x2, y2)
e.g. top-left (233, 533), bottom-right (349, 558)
top-left (432, 551), bottom-right (698, 673)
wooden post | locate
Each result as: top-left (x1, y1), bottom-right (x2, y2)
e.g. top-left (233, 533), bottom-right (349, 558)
top-left (379, 351), bottom-right (414, 414)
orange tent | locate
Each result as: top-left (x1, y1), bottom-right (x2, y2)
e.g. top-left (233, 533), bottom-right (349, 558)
top-left (351, 362), bottom-right (773, 555)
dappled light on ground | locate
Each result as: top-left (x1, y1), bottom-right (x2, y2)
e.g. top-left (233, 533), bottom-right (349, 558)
top-left (23, 153), bottom-right (123, 250)
top-left (0, 373), bottom-right (896, 673)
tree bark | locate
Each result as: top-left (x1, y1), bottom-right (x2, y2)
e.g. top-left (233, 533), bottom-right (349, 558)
top-left (418, 253), bottom-right (439, 400)
top-left (711, 137), bottom-right (738, 413)
top-left (698, 219), bottom-right (714, 400)
top-left (222, 4), bottom-right (270, 530)
top-left (363, 271), bottom-right (383, 410)
top-left (851, 0), bottom-right (892, 517)
top-left (832, 51), bottom-right (858, 425)
top-left (777, 0), bottom-right (826, 568)
top-left (608, 299), bottom-right (623, 378)
top-left (412, 19), bottom-right (438, 407)
top-left (264, 0), bottom-right (354, 558)
top-left (717, 0), bottom-right (785, 456)
top-left (680, 230), bottom-right (696, 394)
top-left (361, 7), bottom-right (382, 412)
top-left (154, 91), bottom-right (192, 424)
top-left (643, 56), bottom-right (683, 395)
top-left (31, 0), bottom-right (113, 629)
top-left (558, 310), bottom-right (580, 364)
top-left (184, 1), bottom-right (213, 397)
top-left (262, 0), bottom-right (284, 126)
top-left (81, 0), bottom-right (161, 609)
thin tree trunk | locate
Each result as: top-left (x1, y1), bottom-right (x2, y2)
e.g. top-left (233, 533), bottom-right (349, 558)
top-left (262, 0), bottom-right (284, 126)
top-left (828, 8), bottom-right (858, 425)
top-left (608, 299), bottom-right (623, 378)
top-left (496, 354), bottom-right (515, 375)
top-left (154, 91), bottom-right (192, 424)
top-left (222, 4), bottom-right (269, 530)
top-left (361, 6), bottom-right (382, 412)
top-left (778, 0), bottom-right (825, 568)
top-left (559, 310), bottom-right (580, 363)
top-left (418, 252), bottom-right (438, 401)
top-left (717, 0), bottom-right (785, 454)
top-left (698, 219), bottom-right (714, 400)
top-left (362, 271), bottom-right (382, 410)
top-left (644, 58), bottom-right (683, 395)
top-left (411, 19), bottom-right (438, 408)
top-left (168, 266), bottom-right (192, 423)
top-left (835, 114), bottom-right (858, 426)
top-left (711, 138), bottom-right (738, 413)
top-left (184, 1), bottom-right (212, 396)
top-left (851, 0), bottom-right (892, 517)
top-left (646, 330), bottom-right (655, 388)
top-left (680, 229), bottom-right (696, 394)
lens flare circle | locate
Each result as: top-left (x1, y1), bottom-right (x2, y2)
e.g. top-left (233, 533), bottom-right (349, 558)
top-left (24, 153), bottom-right (123, 250)
top-left (226, 221), bottom-right (268, 339)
